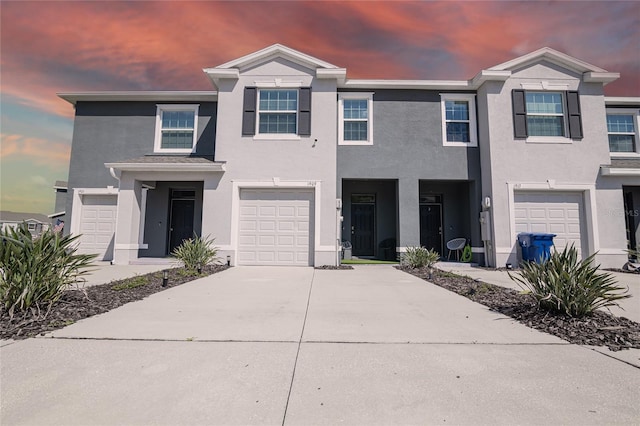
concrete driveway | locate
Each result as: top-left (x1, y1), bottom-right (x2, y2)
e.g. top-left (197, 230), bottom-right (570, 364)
top-left (2, 266), bottom-right (639, 425)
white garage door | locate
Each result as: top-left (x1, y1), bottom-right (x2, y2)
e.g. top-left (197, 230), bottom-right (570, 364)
top-left (238, 189), bottom-right (313, 266)
top-left (78, 195), bottom-right (117, 261)
top-left (514, 191), bottom-right (586, 256)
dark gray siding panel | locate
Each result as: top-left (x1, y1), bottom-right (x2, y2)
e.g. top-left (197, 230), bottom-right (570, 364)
top-left (65, 101), bottom-right (217, 228)
top-left (337, 90), bottom-right (481, 181)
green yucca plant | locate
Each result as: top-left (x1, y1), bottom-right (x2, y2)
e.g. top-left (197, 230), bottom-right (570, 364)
top-left (403, 246), bottom-right (440, 269)
top-left (171, 234), bottom-right (219, 271)
top-left (0, 224), bottom-right (96, 318)
top-left (509, 245), bottom-right (631, 318)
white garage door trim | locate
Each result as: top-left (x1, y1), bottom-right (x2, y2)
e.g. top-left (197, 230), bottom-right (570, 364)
top-left (238, 189), bottom-right (314, 265)
top-left (506, 183), bottom-right (599, 257)
top-left (70, 187), bottom-right (119, 261)
top-left (230, 180), bottom-right (325, 266)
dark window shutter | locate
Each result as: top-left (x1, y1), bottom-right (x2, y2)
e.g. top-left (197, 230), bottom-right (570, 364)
top-left (512, 89), bottom-right (527, 139)
top-left (298, 87), bottom-right (311, 136)
top-left (242, 87), bottom-right (257, 136)
top-left (566, 91), bottom-right (583, 139)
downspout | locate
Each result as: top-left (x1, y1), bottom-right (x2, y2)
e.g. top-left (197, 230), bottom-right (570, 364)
top-left (109, 167), bottom-right (121, 182)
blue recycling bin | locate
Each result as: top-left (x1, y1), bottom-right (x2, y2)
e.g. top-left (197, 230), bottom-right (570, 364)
top-left (517, 233), bottom-right (556, 263)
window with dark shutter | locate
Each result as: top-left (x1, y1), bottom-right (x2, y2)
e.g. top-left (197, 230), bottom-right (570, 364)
top-left (298, 87), bottom-right (311, 136)
top-left (512, 89), bottom-right (528, 139)
top-left (566, 91), bottom-right (583, 139)
top-left (242, 87), bottom-right (257, 136)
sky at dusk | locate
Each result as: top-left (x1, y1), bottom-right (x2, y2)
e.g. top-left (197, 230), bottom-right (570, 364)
top-left (1, 1), bottom-right (639, 215)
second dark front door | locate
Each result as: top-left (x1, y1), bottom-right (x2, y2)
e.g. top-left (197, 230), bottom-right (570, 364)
top-left (351, 201), bottom-right (375, 256)
top-left (420, 203), bottom-right (443, 255)
top-left (169, 193), bottom-right (195, 254)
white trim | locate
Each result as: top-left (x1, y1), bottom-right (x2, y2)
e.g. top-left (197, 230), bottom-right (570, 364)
top-left (58, 91), bottom-right (217, 105)
top-left (440, 93), bottom-right (477, 147)
top-left (256, 89), bottom-right (299, 137)
top-left (610, 153), bottom-right (640, 158)
top-left (520, 81), bottom-right (569, 91)
top-left (230, 180), bottom-right (323, 265)
top-left (338, 92), bottom-right (374, 146)
top-left (105, 162), bottom-right (226, 173)
top-left (211, 44), bottom-right (339, 72)
top-left (488, 47), bottom-right (609, 74)
top-left (253, 134), bottom-right (301, 141)
top-left (506, 182), bottom-right (599, 257)
top-left (48, 211), bottom-right (65, 218)
top-left (525, 137), bottom-right (573, 144)
top-left (606, 108), bottom-right (639, 155)
top-left (253, 79), bottom-right (304, 88)
top-left (153, 104), bottom-right (200, 154)
top-left (115, 243), bottom-right (148, 250)
top-left (605, 97), bottom-right (640, 106)
top-left (600, 167), bottom-right (640, 176)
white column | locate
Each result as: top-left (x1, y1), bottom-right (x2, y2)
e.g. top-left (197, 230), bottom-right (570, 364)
top-left (113, 174), bottom-right (143, 264)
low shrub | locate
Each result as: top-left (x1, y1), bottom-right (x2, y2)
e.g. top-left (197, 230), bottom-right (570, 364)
top-left (172, 235), bottom-right (219, 271)
top-left (403, 246), bottom-right (440, 269)
top-left (510, 245), bottom-right (631, 318)
top-left (0, 224), bottom-right (96, 318)
top-left (111, 275), bottom-right (149, 291)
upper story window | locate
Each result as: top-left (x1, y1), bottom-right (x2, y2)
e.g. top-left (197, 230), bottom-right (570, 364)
top-left (440, 94), bottom-right (477, 147)
top-left (154, 104), bottom-right (199, 153)
top-left (258, 90), bottom-right (298, 134)
top-left (607, 110), bottom-right (639, 154)
top-left (242, 87), bottom-right (311, 138)
top-left (512, 89), bottom-right (583, 142)
top-left (338, 93), bottom-right (373, 145)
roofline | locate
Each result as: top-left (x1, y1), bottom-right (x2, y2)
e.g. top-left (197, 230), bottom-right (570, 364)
top-left (104, 161), bottom-right (226, 173)
top-left (605, 97), bottom-right (640, 106)
top-left (48, 211), bottom-right (65, 218)
top-left (489, 47), bottom-right (609, 73)
top-left (58, 91), bottom-right (218, 105)
top-left (212, 43), bottom-right (339, 71)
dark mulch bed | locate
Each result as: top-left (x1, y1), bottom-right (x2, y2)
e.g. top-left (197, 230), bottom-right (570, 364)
top-left (315, 265), bottom-right (354, 270)
top-left (399, 266), bottom-right (640, 352)
top-left (0, 265), bottom-right (229, 340)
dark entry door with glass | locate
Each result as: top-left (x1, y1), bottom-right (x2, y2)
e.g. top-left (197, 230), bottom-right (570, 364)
top-left (351, 194), bottom-right (376, 256)
top-left (169, 190), bottom-right (195, 254)
top-left (419, 195), bottom-right (443, 255)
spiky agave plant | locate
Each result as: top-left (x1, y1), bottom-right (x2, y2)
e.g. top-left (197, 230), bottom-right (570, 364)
top-left (510, 245), bottom-right (630, 318)
top-left (0, 224), bottom-right (96, 318)
top-left (403, 246), bottom-right (440, 269)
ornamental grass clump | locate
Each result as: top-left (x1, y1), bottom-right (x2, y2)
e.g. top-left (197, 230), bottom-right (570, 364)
top-left (403, 246), bottom-right (440, 269)
top-left (0, 224), bottom-right (96, 318)
top-left (172, 235), bottom-right (219, 272)
top-left (510, 245), bottom-right (631, 318)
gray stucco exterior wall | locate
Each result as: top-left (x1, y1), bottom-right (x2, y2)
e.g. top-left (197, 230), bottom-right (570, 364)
top-left (65, 101), bottom-right (217, 232)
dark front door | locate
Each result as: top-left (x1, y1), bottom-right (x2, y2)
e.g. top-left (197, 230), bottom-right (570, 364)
top-left (351, 203), bottom-right (375, 256)
top-left (169, 198), bottom-right (195, 254)
top-left (420, 203), bottom-right (443, 255)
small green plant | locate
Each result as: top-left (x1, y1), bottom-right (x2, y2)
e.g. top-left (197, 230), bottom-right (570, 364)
top-left (111, 275), bottom-right (149, 291)
top-left (0, 224), bottom-right (96, 318)
top-left (403, 246), bottom-right (440, 269)
top-left (509, 245), bottom-right (631, 318)
top-left (172, 235), bottom-right (219, 272)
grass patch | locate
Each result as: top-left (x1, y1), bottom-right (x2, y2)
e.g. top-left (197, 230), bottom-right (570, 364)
top-left (111, 275), bottom-right (149, 291)
top-left (341, 259), bottom-right (399, 265)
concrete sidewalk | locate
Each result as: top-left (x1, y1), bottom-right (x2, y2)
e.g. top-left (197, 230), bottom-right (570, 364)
top-left (2, 265), bottom-right (639, 425)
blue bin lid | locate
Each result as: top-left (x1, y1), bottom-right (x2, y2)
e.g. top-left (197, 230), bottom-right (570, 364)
top-left (529, 233), bottom-right (556, 240)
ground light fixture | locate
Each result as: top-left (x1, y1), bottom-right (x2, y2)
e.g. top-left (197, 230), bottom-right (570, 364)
top-left (197, 264), bottom-right (202, 274)
top-left (162, 270), bottom-right (169, 287)
top-left (227, 255), bottom-right (231, 266)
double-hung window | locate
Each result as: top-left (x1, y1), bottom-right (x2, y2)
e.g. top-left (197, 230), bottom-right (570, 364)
top-left (440, 94), bottom-right (477, 147)
top-left (154, 104), bottom-right (199, 153)
top-left (512, 89), bottom-right (583, 141)
top-left (607, 111), bottom-right (638, 154)
top-left (338, 93), bottom-right (373, 145)
top-left (258, 90), bottom-right (298, 134)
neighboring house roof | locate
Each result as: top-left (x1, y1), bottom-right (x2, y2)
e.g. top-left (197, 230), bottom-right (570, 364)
top-left (0, 211), bottom-right (51, 224)
top-left (105, 155), bottom-right (226, 173)
top-left (58, 91), bottom-right (217, 105)
top-left (53, 180), bottom-right (68, 190)
top-left (48, 212), bottom-right (65, 218)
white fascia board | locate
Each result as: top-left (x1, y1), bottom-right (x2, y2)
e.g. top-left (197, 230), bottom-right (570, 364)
top-left (58, 91), bottom-right (218, 105)
top-left (202, 68), bottom-right (240, 79)
top-left (600, 166), bottom-right (640, 176)
top-left (583, 72), bottom-right (620, 85)
top-left (605, 97), bottom-right (640, 106)
top-left (52, 185), bottom-right (68, 190)
top-left (48, 211), bottom-right (65, 218)
top-left (469, 70), bottom-right (512, 87)
top-left (104, 162), bottom-right (226, 172)
top-left (316, 68), bottom-right (347, 81)
top-left (340, 79), bottom-right (470, 90)
top-left (213, 44), bottom-right (339, 71)
top-left (488, 47), bottom-right (609, 74)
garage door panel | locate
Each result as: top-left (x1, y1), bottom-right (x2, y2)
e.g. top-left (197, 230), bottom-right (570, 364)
top-left (238, 189), bottom-right (313, 266)
top-left (514, 191), bottom-right (585, 257)
top-left (76, 194), bottom-right (117, 261)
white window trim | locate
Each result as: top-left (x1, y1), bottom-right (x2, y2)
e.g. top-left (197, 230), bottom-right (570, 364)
top-left (440, 93), bottom-right (477, 147)
top-left (338, 92), bottom-right (374, 146)
top-left (255, 89), bottom-right (299, 137)
top-left (606, 108), bottom-right (640, 157)
top-left (523, 91), bottom-right (570, 143)
top-left (154, 104), bottom-right (199, 154)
